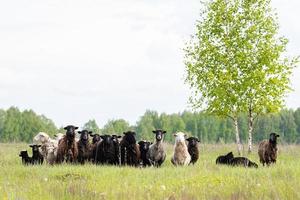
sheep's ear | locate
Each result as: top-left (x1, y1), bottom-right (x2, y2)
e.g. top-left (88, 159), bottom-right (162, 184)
top-left (276, 134), bottom-right (280, 137)
top-left (117, 136), bottom-right (122, 138)
top-left (186, 137), bottom-right (191, 141)
top-left (163, 131), bottom-right (166, 134)
top-left (38, 145), bottom-right (41, 147)
top-left (64, 126), bottom-right (68, 130)
top-left (123, 132), bottom-right (126, 135)
top-left (173, 133), bottom-right (177, 137)
top-left (88, 131), bottom-right (93, 134)
top-left (150, 142), bottom-right (153, 145)
top-left (29, 145), bottom-right (33, 147)
top-left (152, 131), bottom-right (156, 134)
top-left (100, 136), bottom-right (105, 139)
top-left (138, 141), bottom-right (143, 145)
top-left (75, 126), bottom-right (79, 130)
top-left (54, 134), bottom-right (57, 137)
top-left (78, 131), bottom-right (82, 134)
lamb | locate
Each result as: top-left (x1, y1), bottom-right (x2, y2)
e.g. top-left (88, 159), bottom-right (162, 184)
top-left (138, 140), bottom-right (152, 167)
top-left (29, 144), bottom-right (44, 164)
top-left (120, 131), bottom-right (141, 167)
top-left (171, 132), bottom-right (191, 166)
top-left (56, 125), bottom-right (79, 164)
top-left (186, 137), bottom-right (200, 165)
top-left (19, 150), bottom-right (32, 165)
top-left (77, 130), bottom-right (93, 164)
top-left (147, 129), bottom-right (167, 167)
top-left (33, 132), bottom-right (57, 165)
top-left (216, 152), bottom-right (234, 165)
top-left (258, 132), bottom-right (280, 166)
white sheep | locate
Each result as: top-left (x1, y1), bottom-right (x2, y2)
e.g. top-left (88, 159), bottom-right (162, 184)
top-left (171, 132), bottom-right (191, 166)
top-left (33, 132), bottom-right (58, 165)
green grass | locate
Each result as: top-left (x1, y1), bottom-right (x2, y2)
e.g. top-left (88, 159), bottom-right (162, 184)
top-left (1, 143), bottom-right (300, 200)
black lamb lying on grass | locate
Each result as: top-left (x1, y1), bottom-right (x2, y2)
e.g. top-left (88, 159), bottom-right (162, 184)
top-left (216, 152), bottom-right (258, 168)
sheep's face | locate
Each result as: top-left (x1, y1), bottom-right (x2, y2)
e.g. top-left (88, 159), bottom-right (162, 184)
top-left (123, 131), bottom-right (137, 145)
top-left (138, 141), bottom-right (152, 151)
top-left (90, 134), bottom-right (101, 144)
top-left (33, 132), bottom-right (49, 144)
top-left (111, 135), bottom-right (122, 144)
top-left (173, 132), bottom-right (186, 143)
top-left (64, 125), bottom-right (78, 139)
top-left (78, 130), bottom-right (92, 142)
top-left (186, 137), bottom-right (200, 147)
top-left (152, 129), bottom-right (166, 142)
top-left (269, 132), bottom-right (280, 143)
top-left (100, 135), bottom-right (114, 146)
top-left (29, 144), bottom-right (41, 152)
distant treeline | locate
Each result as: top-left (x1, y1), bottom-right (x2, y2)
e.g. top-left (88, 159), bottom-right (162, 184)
top-left (0, 107), bottom-right (300, 144)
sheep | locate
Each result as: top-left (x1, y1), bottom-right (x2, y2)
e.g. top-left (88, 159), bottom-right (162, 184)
top-left (230, 157), bottom-right (258, 168)
top-left (89, 133), bottom-right (101, 163)
top-left (258, 132), bottom-right (280, 166)
top-left (138, 140), bottom-right (152, 167)
top-left (29, 144), bottom-right (44, 164)
top-left (56, 125), bottom-right (79, 164)
top-left (95, 135), bottom-right (119, 165)
top-left (111, 134), bottom-right (122, 165)
top-left (216, 152), bottom-right (234, 165)
top-left (147, 129), bottom-right (167, 167)
top-left (171, 132), bottom-right (191, 166)
top-left (186, 137), bottom-right (200, 165)
top-left (77, 130), bottom-right (93, 164)
top-left (120, 131), bottom-right (141, 167)
top-left (33, 132), bottom-right (58, 165)
top-left (19, 150), bottom-right (32, 165)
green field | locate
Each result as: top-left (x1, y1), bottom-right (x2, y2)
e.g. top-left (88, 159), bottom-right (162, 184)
top-left (1, 143), bottom-right (300, 200)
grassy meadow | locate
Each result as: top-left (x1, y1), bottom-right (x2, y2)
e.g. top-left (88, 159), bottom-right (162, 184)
top-left (1, 143), bottom-right (300, 200)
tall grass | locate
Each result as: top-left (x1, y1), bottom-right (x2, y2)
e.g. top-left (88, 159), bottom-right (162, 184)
top-left (1, 143), bottom-right (300, 200)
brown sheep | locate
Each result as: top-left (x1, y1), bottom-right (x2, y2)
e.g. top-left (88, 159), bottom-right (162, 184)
top-left (258, 132), bottom-right (280, 166)
top-left (56, 125), bottom-right (79, 164)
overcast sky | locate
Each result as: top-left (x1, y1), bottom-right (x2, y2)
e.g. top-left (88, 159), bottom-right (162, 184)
top-left (0, 0), bottom-right (299, 127)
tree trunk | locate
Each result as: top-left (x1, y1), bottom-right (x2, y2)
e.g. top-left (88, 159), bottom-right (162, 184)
top-left (248, 111), bottom-right (254, 154)
top-left (233, 116), bottom-right (242, 155)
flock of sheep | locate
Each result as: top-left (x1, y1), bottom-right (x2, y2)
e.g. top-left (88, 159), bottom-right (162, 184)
top-left (19, 125), bottom-right (280, 168)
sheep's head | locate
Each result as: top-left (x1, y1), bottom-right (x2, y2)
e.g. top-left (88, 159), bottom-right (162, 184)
top-left (123, 131), bottom-right (137, 145)
top-left (186, 137), bottom-right (200, 147)
top-left (29, 144), bottom-right (41, 152)
top-left (100, 135), bottom-right (114, 147)
top-left (64, 125), bottom-right (78, 139)
top-left (90, 133), bottom-right (101, 144)
top-left (173, 132), bottom-right (187, 143)
top-left (152, 129), bottom-right (166, 142)
top-left (225, 152), bottom-right (234, 160)
top-left (138, 140), bottom-right (152, 151)
top-left (111, 134), bottom-right (122, 144)
top-left (19, 150), bottom-right (28, 158)
top-left (33, 132), bottom-right (50, 144)
top-left (78, 130), bottom-right (92, 142)
top-left (269, 132), bottom-right (279, 144)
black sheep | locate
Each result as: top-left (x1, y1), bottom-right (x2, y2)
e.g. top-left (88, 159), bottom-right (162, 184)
top-left (186, 137), bottom-right (200, 165)
top-left (89, 133), bottom-right (101, 163)
top-left (95, 135), bottom-right (119, 165)
top-left (216, 152), bottom-right (234, 165)
top-left (120, 131), bottom-right (141, 167)
top-left (138, 140), bottom-right (152, 167)
top-left (29, 144), bottom-right (43, 165)
top-left (77, 130), bottom-right (93, 164)
top-left (19, 150), bottom-right (32, 165)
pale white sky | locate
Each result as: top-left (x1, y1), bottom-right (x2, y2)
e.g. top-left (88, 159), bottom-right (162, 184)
top-left (0, 0), bottom-right (299, 127)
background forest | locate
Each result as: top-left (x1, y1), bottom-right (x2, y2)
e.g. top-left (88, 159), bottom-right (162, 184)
top-left (1, 106), bottom-right (299, 144)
